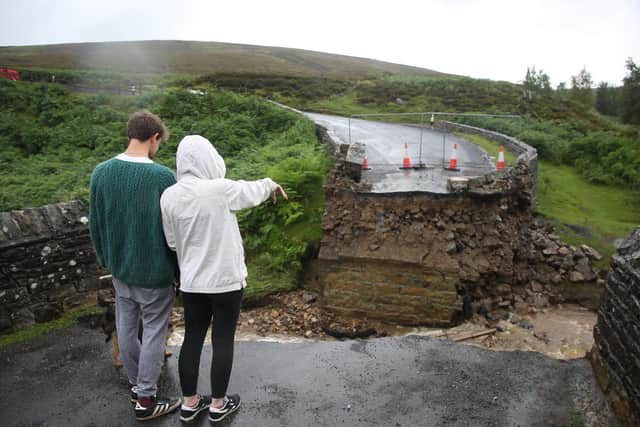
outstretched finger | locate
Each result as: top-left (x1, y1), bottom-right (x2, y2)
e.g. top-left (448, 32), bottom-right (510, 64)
top-left (277, 185), bottom-right (288, 200)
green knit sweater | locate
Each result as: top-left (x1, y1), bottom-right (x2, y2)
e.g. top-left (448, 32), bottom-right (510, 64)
top-left (89, 157), bottom-right (177, 288)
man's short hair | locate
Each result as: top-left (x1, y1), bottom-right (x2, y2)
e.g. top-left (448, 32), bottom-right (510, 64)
top-left (127, 110), bottom-right (168, 143)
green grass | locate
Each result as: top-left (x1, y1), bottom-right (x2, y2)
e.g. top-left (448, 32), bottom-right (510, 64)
top-left (568, 408), bottom-right (586, 427)
top-left (536, 162), bottom-right (640, 267)
top-left (455, 132), bottom-right (517, 166)
top-left (0, 305), bottom-right (99, 348)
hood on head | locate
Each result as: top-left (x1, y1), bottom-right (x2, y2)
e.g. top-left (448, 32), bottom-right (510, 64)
top-left (176, 135), bottom-right (226, 180)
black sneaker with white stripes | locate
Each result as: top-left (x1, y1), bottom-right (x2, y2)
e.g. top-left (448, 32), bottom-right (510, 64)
top-left (134, 396), bottom-right (181, 421)
top-left (130, 385), bottom-right (138, 404)
top-left (180, 395), bottom-right (212, 422)
top-left (208, 394), bottom-right (241, 423)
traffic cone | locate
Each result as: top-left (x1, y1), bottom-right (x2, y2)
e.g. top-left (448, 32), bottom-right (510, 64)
top-left (400, 143), bottom-right (411, 169)
top-left (496, 146), bottom-right (505, 171)
top-left (446, 143), bottom-right (459, 171)
top-left (362, 156), bottom-right (371, 170)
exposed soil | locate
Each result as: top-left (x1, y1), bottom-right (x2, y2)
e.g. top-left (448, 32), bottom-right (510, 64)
top-left (436, 304), bottom-right (596, 359)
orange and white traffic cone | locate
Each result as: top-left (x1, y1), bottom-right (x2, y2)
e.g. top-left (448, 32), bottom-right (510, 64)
top-left (400, 143), bottom-right (411, 169)
top-left (362, 156), bottom-right (371, 170)
top-left (496, 146), bottom-right (505, 171)
top-left (446, 143), bottom-right (459, 171)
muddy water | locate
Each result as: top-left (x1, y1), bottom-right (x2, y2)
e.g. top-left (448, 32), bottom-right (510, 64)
top-left (434, 304), bottom-right (597, 360)
top-left (168, 304), bottom-right (596, 360)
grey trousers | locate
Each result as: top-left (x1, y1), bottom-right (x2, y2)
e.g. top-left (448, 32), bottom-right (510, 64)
top-left (113, 278), bottom-right (175, 398)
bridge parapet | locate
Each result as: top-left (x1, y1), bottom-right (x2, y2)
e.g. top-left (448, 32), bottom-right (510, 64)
top-left (435, 121), bottom-right (537, 209)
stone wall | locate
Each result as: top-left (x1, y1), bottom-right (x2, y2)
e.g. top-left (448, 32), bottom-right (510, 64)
top-left (435, 121), bottom-right (538, 208)
top-left (0, 201), bottom-right (105, 334)
top-left (591, 227), bottom-right (640, 425)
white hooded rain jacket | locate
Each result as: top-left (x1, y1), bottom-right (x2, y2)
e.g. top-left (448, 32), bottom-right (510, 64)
top-left (160, 135), bottom-right (278, 294)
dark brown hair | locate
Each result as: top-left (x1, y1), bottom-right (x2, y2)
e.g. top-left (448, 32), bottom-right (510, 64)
top-left (127, 110), bottom-right (168, 143)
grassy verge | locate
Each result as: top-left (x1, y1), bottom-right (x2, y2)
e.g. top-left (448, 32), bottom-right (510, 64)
top-left (536, 162), bottom-right (639, 268)
top-left (569, 408), bottom-right (586, 427)
top-left (0, 304), bottom-right (99, 348)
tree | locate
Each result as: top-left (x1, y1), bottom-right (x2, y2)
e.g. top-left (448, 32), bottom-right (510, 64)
top-left (621, 58), bottom-right (640, 124)
top-left (595, 82), bottom-right (622, 117)
top-left (523, 66), bottom-right (552, 95)
top-left (555, 82), bottom-right (568, 98)
top-left (570, 67), bottom-right (594, 107)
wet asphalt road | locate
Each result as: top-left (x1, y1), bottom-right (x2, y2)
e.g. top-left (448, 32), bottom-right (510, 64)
top-left (306, 113), bottom-right (495, 193)
top-left (0, 323), bottom-right (607, 427)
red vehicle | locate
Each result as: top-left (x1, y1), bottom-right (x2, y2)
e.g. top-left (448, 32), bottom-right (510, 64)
top-left (0, 68), bottom-right (20, 81)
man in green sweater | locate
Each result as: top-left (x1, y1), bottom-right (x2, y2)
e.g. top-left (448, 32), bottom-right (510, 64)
top-left (89, 110), bottom-right (180, 421)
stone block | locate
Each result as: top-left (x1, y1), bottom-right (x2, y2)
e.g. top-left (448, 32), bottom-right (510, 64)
top-left (447, 177), bottom-right (469, 193)
top-left (32, 303), bottom-right (62, 323)
top-left (75, 276), bottom-right (105, 292)
top-left (0, 309), bottom-right (12, 332)
top-left (0, 287), bottom-right (30, 307)
top-left (42, 283), bottom-right (77, 303)
top-left (494, 283), bottom-right (512, 297)
top-left (10, 307), bottom-right (35, 330)
top-left (0, 212), bottom-right (22, 241)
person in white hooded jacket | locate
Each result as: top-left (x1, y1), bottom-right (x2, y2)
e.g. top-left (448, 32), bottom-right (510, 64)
top-left (160, 135), bottom-right (287, 423)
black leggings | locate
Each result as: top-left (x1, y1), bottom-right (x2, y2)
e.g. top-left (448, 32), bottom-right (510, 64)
top-left (179, 289), bottom-right (243, 398)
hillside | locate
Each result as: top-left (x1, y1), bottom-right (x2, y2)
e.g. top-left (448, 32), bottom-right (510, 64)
top-left (0, 40), bottom-right (451, 79)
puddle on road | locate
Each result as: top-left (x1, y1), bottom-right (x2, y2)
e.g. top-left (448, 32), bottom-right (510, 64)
top-left (168, 304), bottom-right (596, 360)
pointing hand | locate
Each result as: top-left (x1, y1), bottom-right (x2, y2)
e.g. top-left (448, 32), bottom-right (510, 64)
top-left (271, 185), bottom-right (288, 203)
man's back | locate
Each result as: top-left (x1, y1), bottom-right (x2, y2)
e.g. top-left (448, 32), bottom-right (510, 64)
top-left (89, 155), bottom-right (177, 288)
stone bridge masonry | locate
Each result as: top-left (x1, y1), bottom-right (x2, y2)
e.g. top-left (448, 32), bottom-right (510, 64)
top-left (316, 122), bottom-right (600, 327)
top-left (0, 201), bottom-right (106, 334)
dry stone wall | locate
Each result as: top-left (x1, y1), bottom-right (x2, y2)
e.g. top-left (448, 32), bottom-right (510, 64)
top-left (591, 227), bottom-right (640, 425)
top-left (0, 201), bottom-right (106, 333)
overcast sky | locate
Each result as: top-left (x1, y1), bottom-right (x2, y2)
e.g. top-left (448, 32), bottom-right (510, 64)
top-left (1, 0), bottom-right (638, 86)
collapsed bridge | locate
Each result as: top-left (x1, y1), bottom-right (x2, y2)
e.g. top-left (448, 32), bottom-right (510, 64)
top-left (312, 116), bottom-right (600, 327)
